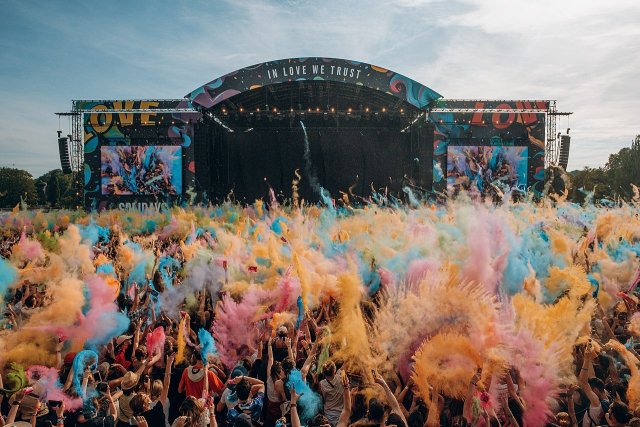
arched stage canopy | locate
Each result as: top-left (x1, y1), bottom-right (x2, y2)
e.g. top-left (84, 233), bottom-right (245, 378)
top-left (186, 57), bottom-right (442, 111)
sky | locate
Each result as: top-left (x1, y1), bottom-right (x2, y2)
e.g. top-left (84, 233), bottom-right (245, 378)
top-left (0, 0), bottom-right (638, 178)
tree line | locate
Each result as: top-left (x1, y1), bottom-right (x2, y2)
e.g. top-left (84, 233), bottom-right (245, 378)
top-left (569, 134), bottom-right (640, 203)
top-left (0, 168), bottom-right (81, 209)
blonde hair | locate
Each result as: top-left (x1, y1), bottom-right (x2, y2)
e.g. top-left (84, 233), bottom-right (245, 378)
top-left (179, 396), bottom-right (205, 427)
top-left (151, 379), bottom-right (163, 401)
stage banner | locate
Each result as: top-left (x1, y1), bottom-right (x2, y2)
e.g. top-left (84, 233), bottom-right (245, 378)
top-left (429, 100), bottom-right (547, 196)
top-left (186, 57), bottom-right (442, 110)
top-left (80, 99), bottom-right (201, 211)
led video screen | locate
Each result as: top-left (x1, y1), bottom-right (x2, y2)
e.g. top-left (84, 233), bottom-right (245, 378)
top-left (447, 145), bottom-right (528, 194)
top-left (101, 146), bottom-right (182, 196)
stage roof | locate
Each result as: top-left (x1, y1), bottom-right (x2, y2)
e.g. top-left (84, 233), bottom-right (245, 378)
top-left (186, 57), bottom-right (442, 111)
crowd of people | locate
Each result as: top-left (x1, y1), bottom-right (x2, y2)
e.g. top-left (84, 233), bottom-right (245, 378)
top-left (0, 198), bottom-right (639, 427)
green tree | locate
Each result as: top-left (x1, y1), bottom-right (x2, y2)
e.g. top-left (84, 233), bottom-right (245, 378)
top-left (567, 134), bottom-right (640, 203)
top-left (568, 167), bottom-right (612, 203)
top-left (0, 168), bottom-right (38, 208)
top-left (605, 134), bottom-right (640, 199)
top-left (35, 169), bottom-right (78, 209)
top-left (46, 174), bottom-right (61, 207)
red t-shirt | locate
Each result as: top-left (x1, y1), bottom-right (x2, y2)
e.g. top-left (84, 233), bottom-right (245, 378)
top-left (179, 366), bottom-right (224, 398)
top-left (114, 351), bottom-right (132, 370)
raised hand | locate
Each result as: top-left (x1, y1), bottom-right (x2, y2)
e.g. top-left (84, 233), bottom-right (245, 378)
top-left (289, 384), bottom-right (303, 405)
top-left (55, 401), bottom-right (66, 418)
top-left (166, 352), bottom-right (176, 367)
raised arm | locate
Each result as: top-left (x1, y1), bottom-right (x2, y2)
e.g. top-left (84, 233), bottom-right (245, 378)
top-left (373, 371), bottom-right (407, 427)
top-left (500, 395), bottom-right (519, 427)
top-left (267, 337), bottom-right (274, 376)
top-left (290, 386), bottom-right (303, 427)
top-left (138, 352), bottom-right (161, 376)
top-left (81, 368), bottom-right (91, 397)
top-left (6, 390), bottom-right (26, 426)
top-left (31, 401), bottom-right (42, 427)
top-left (286, 337), bottom-right (294, 361)
top-left (577, 343), bottom-right (600, 408)
top-left (425, 390), bottom-right (443, 427)
top-left (463, 369), bottom-right (480, 423)
top-left (396, 378), bottom-right (413, 416)
top-left (106, 387), bottom-right (117, 420)
top-left (567, 384), bottom-right (578, 427)
top-left (132, 318), bottom-right (142, 357)
top-left (63, 365), bottom-right (75, 391)
top-left (55, 338), bottom-right (64, 369)
top-left (243, 376), bottom-right (265, 393)
top-left (203, 361), bottom-right (210, 399)
top-left (300, 340), bottom-right (319, 379)
top-left (505, 370), bottom-right (525, 411)
top-left (198, 291), bottom-right (207, 326)
top-left (160, 353), bottom-right (175, 405)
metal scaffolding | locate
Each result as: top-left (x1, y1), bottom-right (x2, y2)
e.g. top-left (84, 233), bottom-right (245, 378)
top-left (54, 102), bottom-right (84, 206)
top-left (546, 101), bottom-right (573, 167)
top-left (54, 105), bottom-right (82, 173)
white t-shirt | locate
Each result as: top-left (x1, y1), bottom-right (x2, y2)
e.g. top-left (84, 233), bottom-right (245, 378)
top-left (582, 402), bottom-right (603, 427)
top-left (320, 371), bottom-right (345, 426)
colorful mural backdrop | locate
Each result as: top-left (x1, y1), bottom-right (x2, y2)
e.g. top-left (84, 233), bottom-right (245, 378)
top-left (80, 99), bottom-right (200, 211)
top-left (186, 57), bottom-right (443, 110)
top-left (429, 100), bottom-right (547, 195)
top-left (447, 146), bottom-right (528, 196)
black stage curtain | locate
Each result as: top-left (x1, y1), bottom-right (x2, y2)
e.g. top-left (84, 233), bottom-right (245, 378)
top-left (195, 126), bottom-right (433, 204)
